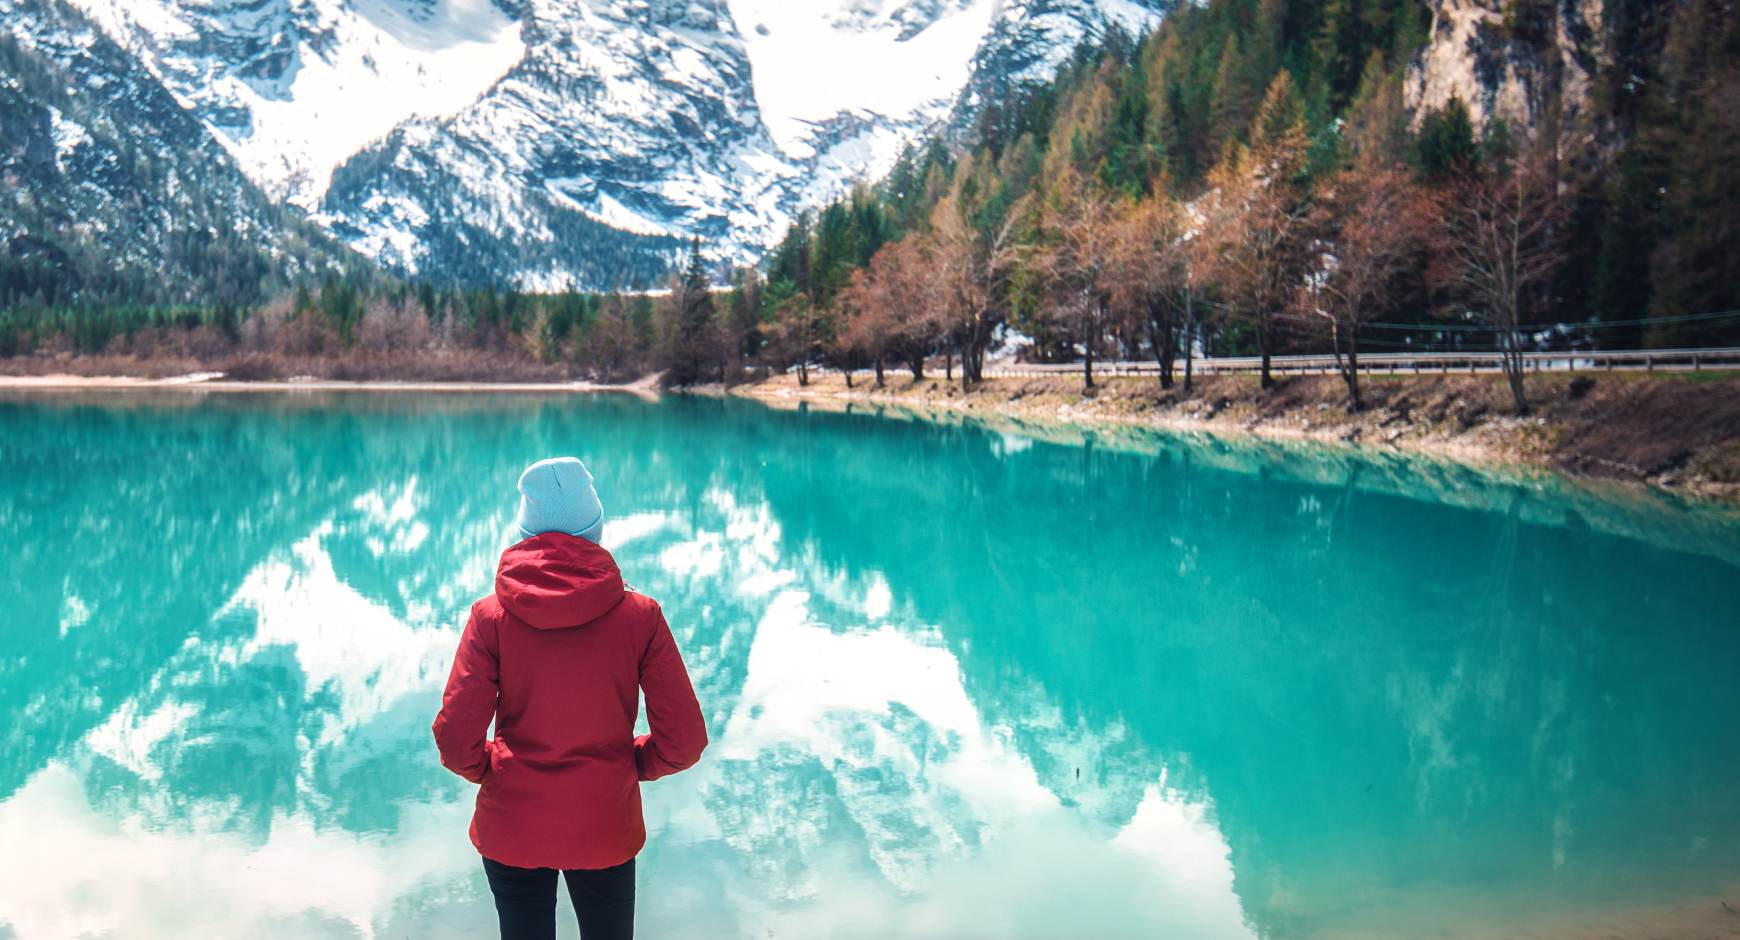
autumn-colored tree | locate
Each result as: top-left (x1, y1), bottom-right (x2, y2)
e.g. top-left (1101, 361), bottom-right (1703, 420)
top-left (1340, 53), bottom-right (1410, 167)
top-left (1429, 154), bottom-right (1566, 414)
top-left (930, 191), bottom-right (1023, 386)
top-left (1198, 71), bottom-right (1314, 389)
top-left (1036, 171), bottom-right (1122, 389)
top-left (839, 237), bottom-right (941, 385)
top-left (1208, 35), bottom-right (1254, 162)
top-left (1107, 194), bottom-right (1190, 388)
top-left (581, 293), bottom-right (640, 381)
top-left (1296, 165), bottom-right (1431, 409)
top-left (759, 289), bottom-right (827, 386)
top-left (835, 279), bottom-right (883, 387)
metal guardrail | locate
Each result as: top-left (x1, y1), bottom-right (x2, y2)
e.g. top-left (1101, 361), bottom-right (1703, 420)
top-left (976, 347), bottom-right (1740, 378)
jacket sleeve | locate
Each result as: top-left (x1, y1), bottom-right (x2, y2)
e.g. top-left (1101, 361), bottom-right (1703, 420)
top-left (432, 604), bottom-right (500, 784)
top-left (635, 602), bottom-right (707, 781)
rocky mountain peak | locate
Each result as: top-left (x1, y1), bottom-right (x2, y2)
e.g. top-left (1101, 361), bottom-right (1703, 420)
top-left (8, 0), bottom-right (1169, 287)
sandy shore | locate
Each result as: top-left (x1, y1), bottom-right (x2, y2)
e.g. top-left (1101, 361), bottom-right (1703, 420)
top-left (1523, 892), bottom-right (1740, 940)
top-left (0, 371), bottom-right (661, 396)
top-left (1300, 886), bottom-right (1740, 940)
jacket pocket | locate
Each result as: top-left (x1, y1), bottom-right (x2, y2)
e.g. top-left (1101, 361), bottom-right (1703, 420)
top-left (485, 737), bottom-right (516, 777)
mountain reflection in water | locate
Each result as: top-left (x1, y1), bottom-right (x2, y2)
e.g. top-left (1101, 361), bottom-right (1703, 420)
top-left (0, 393), bottom-right (1736, 939)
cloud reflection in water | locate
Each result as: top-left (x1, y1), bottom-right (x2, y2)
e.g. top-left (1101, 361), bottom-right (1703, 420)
top-left (0, 462), bottom-right (1245, 939)
top-left (2, 393), bottom-right (1736, 940)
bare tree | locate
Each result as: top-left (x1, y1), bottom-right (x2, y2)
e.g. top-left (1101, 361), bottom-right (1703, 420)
top-left (930, 195), bottom-right (1023, 387)
top-left (1179, 207), bottom-right (1216, 392)
top-left (839, 238), bottom-right (942, 386)
top-left (1037, 173), bottom-right (1121, 389)
top-left (1429, 155), bottom-right (1566, 414)
top-left (1108, 196), bottom-right (1190, 389)
top-left (760, 292), bottom-right (823, 386)
top-left (1197, 76), bottom-right (1313, 390)
top-left (1296, 166), bottom-right (1430, 410)
top-left (355, 295), bottom-right (435, 355)
top-left (583, 294), bottom-right (640, 381)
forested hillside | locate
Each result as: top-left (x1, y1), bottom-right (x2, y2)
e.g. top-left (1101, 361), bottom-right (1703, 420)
top-left (733, 0), bottom-right (1740, 409)
top-left (4, 0), bottom-right (1737, 403)
top-left (0, 0), bottom-right (361, 354)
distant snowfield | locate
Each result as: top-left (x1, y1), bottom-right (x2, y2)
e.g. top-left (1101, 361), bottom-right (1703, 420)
top-left (38, 0), bottom-right (1165, 281)
top-left (727, 0), bottom-right (997, 156)
top-left (230, 0), bottom-right (524, 207)
top-left (65, 0), bottom-right (526, 207)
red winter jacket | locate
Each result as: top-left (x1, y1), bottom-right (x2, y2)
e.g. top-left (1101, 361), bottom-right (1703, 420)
top-left (433, 533), bottom-right (707, 870)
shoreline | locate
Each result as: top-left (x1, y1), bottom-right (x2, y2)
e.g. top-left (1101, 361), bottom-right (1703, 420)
top-left (727, 369), bottom-right (1740, 505)
top-left (0, 372), bottom-right (661, 396)
top-left (5, 366), bottom-right (1738, 506)
top-left (4, 377), bottom-right (1737, 940)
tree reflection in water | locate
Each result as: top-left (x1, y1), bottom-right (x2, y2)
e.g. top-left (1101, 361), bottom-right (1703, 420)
top-left (0, 393), bottom-right (1736, 938)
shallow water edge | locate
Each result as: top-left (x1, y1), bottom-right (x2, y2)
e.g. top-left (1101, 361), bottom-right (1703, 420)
top-left (730, 369), bottom-right (1740, 504)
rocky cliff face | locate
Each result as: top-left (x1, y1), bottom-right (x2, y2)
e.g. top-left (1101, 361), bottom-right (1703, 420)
top-left (1405, 0), bottom-right (1604, 144)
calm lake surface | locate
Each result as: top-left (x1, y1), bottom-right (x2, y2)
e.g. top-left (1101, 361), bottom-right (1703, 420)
top-left (1, 392), bottom-right (1737, 939)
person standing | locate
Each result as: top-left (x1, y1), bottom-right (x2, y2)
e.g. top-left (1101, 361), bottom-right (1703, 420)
top-left (435, 456), bottom-right (707, 940)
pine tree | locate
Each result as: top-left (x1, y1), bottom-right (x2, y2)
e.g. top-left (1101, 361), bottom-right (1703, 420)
top-left (1414, 98), bottom-right (1478, 180)
top-left (1643, 0), bottom-right (1740, 345)
top-left (1250, 0), bottom-right (1287, 84)
top-left (1341, 52), bottom-right (1408, 166)
top-left (1313, 0), bottom-right (1368, 110)
top-left (1250, 69), bottom-right (1306, 157)
top-left (1208, 36), bottom-right (1252, 159)
top-left (661, 240), bottom-right (722, 386)
top-left (1102, 61), bottom-right (1157, 196)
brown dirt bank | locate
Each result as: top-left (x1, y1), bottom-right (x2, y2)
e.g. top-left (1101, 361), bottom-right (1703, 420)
top-left (5, 355), bottom-right (1736, 503)
top-left (732, 370), bottom-right (1740, 502)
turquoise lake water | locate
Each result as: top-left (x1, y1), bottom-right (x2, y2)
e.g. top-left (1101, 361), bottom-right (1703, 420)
top-left (1, 392), bottom-right (1737, 939)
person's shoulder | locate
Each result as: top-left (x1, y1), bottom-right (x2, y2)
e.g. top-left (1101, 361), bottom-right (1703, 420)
top-left (619, 587), bottom-right (661, 615)
top-left (615, 587), bottom-right (666, 625)
top-left (469, 594), bottom-right (508, 626)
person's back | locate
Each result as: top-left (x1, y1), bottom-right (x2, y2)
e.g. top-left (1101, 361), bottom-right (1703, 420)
top-left (434, 457), bottom-right (706, 939)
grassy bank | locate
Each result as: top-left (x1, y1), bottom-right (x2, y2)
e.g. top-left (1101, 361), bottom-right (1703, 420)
top-left (733, 369), bottom-right (1740, 501)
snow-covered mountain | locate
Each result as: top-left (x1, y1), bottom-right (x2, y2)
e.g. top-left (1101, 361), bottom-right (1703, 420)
top-left (7, 0), bottom-right (1168, 287)
top-left (0, 0), bottom-right (355, 309)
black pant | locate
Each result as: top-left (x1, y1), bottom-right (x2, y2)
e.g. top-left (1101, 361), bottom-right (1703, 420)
top-left (481, 856), bottom-right (635, 940)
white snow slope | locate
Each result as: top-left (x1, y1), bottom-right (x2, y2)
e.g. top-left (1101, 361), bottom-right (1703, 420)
top-left (64, 0), bottom-right (525, 208)
top-left (30, 0), bottom-right (1167, 284)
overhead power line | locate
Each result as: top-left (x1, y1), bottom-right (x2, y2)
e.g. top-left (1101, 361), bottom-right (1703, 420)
top-left (1285, 309), bottom-right (1740, 334)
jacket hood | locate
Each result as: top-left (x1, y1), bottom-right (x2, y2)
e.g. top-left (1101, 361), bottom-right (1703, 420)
top-left (496, 532), bottom-right (625, 629)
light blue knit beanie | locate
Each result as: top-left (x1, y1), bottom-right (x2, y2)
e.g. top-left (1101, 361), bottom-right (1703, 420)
top-left (514, 457), bottom-right (604, 543)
